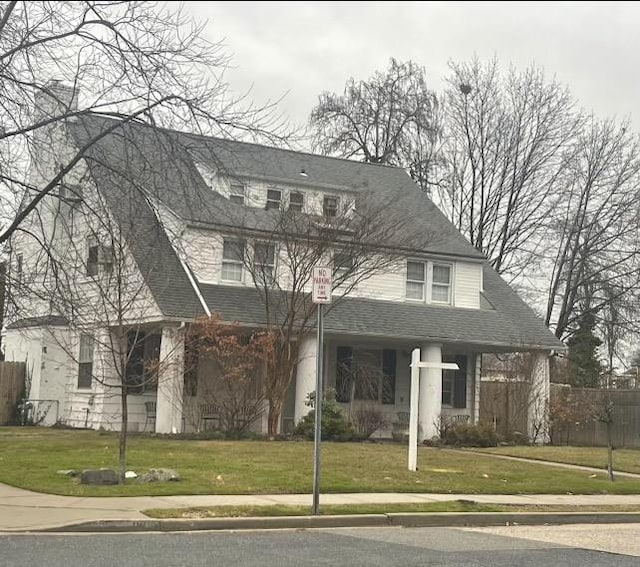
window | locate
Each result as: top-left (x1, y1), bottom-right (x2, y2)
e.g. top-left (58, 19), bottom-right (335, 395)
top-left (86, 239), bottom-right (99, 276)
top-left (254, 242), bottom-right (276, 286)
top-left (266, 188), bottom-right (282, 210)
top-left (77, 334), bottom-right (94, 389)
top-left (336, 347), bottom-right (396, 405)
top-left (229, 183), bottom-right (245, 205)
top-left (333, 251), bottom-right (353, 281)
top-left (125, 330), bottom-right (161, 394)
top-left (432, 264), bottom-right (452, 304)
top-left (221, 239), bottom-right (245, 282)
top-left (406, 261), bottom-right (425, 300)
top-left (15, 253), bottom-right (23, 284)
top-left (289, 191), bottom-right (304, 213)
top-left (442, 355), bottom-right (467, 408)
top-left (323, 195), bottom-right (339, 217)
top-left (86, 239), bottom-right (113, 276)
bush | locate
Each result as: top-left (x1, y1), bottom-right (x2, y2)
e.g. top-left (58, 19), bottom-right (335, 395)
top-left (294, 391), bottom-right (357, 441)
top-left (441, 423), bottom-right (498, 447)
top-left (351, 405), bottom-right (390, 438)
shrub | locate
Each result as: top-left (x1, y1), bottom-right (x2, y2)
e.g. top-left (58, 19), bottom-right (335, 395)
top-left (295, 390), bottom-right (357, 441)
top-left (441, 422), bottom-right (498, 447)
top-left (351, 405), bottom-right (390, 438)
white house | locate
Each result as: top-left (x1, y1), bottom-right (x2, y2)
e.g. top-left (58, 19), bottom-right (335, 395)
top-left (4, 83), bottom-right (564, 441)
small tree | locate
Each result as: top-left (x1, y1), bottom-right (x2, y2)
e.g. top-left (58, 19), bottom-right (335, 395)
top-left (184, 315), bottom-right (274, 435)
top-left (592, 393), bottom-right (616, 481)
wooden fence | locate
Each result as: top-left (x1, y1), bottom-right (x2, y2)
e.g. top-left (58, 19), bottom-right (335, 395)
top-left (481, 380), bottom-right (640, 447)
top-left (0, 362), bottom-right (26, 425)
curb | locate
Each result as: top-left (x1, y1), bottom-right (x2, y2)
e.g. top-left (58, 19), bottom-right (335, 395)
top-left (38, 511), bottom-right (640, 533)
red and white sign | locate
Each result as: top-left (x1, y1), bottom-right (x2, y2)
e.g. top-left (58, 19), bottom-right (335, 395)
top-left (312, 266), bottom-right (332, 304)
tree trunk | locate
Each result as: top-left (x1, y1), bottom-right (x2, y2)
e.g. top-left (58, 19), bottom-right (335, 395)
top-left (119, 387), bottom-right (128, 484)
top-left (267, 397), bottom-right (283, 436)
top-left (606, 420), bottom-right (615, 482)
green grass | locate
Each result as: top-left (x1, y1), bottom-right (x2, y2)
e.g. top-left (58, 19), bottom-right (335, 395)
top-left (472, 446), bottom-right (640, 475)
top-left (144, 501), bottom-right (640, 519)
top-left (3, 427), bottom-right (640, 496)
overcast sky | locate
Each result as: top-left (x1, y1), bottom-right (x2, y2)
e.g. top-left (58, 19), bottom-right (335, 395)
top-left (183, 1), bottom-right (640, 131)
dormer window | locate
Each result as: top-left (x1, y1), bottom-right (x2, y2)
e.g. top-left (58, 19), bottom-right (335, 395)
top-left (229, 183), bottom-right (245, 205)
top-left (289, 191), bottom-right (304, 213)
top-left (266, 189), bottom-right (282, 211)
top-left (86, 238), bottom-right (113, 276)
top-left (323, 195), bottom-right (339, 218)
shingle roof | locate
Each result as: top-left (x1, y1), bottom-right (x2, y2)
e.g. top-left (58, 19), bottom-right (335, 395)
top-left (198, 265), bottom-right (564, 351)
top-left (7, 315), bottom-right (69, 329)
top-left (67, 114), bottom-right (563, 350)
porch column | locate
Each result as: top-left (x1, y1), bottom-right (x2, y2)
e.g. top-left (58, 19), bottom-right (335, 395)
top-left (156, 326), bottom-right (185, 434)
top-left (473, 353), bottom-right (482, 425)
top-left (419, 343), bottom-right (442, 442)
top-left (294, 334), bottom-right (316, 424)
top-left (528, 351), bottom-right (550, 444)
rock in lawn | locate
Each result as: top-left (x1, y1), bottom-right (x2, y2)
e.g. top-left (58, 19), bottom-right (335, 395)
top-left (56, 469), bottom-right (79, 477)
top-left (125, 470), bottom-right (138, 480)
top-left (141, 468), bottom-right (181, 483)
top-left (80, 468), bottom-right (119, 485)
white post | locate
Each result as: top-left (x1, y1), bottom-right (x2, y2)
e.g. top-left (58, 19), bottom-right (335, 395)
top-left (156, 326), bottom-right (185, 434)
top-left (294, 334), bottom-right (317, 424)
top-left (473, 353), bottom-right (482, 425)
top-left (419, 343), bottom-right (442, 442)
top-left (408, 348), bottom-right (420, 472)
top-left (528, 351), bottom-right (551, 444)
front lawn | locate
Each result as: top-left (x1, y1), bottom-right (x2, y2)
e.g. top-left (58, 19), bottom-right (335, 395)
top-left (473, 446), bottom-right (640, 475)
top-left (3, 427), bottom-right (640, 496)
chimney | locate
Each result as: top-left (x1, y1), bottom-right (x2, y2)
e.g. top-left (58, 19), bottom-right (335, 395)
top-left (34, 80), bottom-right (79, 120)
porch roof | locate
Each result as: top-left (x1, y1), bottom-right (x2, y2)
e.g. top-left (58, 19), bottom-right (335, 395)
top-left (199, 265), bottom-right (565, 352)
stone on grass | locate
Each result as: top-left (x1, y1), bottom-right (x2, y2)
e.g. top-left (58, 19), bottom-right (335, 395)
top-left (140, 468), bottom-right (181, 483)
top-left (80, 468), bottom-right (119, 485)
top-left (56, 469), bottom-right (80, 477)
top-left (125, 470), bottom-right (138, 479)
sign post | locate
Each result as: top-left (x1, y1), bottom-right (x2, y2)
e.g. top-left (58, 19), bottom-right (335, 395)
top-left (311, 266), bottom-right (332, 515)
top-left (408, 349), bottom-right (459, 472)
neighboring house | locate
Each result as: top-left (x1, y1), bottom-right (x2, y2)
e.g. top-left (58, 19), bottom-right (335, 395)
top-left (4, 82), bottom-right (565, 441)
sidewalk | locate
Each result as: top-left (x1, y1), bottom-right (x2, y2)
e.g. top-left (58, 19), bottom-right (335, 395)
top-left (3, 482), bottom-right (640, 532)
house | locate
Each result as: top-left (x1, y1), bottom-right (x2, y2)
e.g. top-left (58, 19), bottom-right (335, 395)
top-left (4, 82), bottom-right (565, 441)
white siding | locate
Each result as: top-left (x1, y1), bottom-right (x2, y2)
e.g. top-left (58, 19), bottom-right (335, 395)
top-left (454, 262), bottom-right (481, 309)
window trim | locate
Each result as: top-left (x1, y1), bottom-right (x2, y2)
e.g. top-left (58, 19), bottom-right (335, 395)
top-left (77, 333), bottom-right (94, 390)
top-left (253, 241), bottom-right (277, 287)
top-left (288, 191), bottom-right (304, 213)
top-left (405, 259), bottom-right (454, 305)
top-left (265, 188), bottom-right (282, 211)
top-left (221, 238), bottom-right (245, 283)
top-left (229, 182), bottom-right (246, 206)
top-left (323, 195), bottom-right (339, 218)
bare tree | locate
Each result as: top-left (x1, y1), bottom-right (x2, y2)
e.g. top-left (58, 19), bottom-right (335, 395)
top-left (437, 58), bottom-right (582, 278)
top-left (309, 58), bottom-right (441, 192)
top-left (230, 188), bottom-right (432, 435)
top-left (0, 0), bottom-right (286, 253)
top-left (544, 117), bottom-right (640, 341)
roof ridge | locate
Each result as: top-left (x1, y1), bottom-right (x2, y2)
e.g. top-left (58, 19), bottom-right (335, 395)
top-left (84, 112), bottom-right (405, 172)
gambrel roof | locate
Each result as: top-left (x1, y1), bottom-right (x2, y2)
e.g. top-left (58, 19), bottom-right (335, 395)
top-left (67, 114), bottom-right (564, 351)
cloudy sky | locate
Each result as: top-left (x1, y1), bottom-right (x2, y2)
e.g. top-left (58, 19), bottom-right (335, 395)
top-left (183, 1), bottom-right (640, 130)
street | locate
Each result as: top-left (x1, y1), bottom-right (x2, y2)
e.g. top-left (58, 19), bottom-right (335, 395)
top-left (1, 525), bottom-right (639, 566)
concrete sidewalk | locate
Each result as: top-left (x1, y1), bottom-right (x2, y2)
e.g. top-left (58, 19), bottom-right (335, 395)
top-left (3, 482), bottom-right (640, 532)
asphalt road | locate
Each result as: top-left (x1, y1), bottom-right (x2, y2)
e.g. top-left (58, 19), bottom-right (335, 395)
top-left (1, 525), bottom-right (639, 566)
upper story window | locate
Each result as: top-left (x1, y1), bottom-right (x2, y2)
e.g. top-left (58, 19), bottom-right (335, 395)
top-left (333, 251), bottom-right (353, 282)
top-left (323, 195), bottom-right (339, 218)
top-left (77, 333), bottom-right (94, 389)
top-left (405, 260), bottom-right (453, 304)
top-left (289, 191), bottom-right (304, 213)
top-left (86, 238), bottom-right (113, 277)
top-left (406, 261), bottom-right (426, 301)
top-left (266, 189), bottom-right (282, 211)
top-left (15, 253), bottom-right (23, 284)
top-left (221, 239), bottom-right (245, 282)
top-left (229, 182), bottom-right (245, 205)
top-left (254, 242), bottom-right (276, 286)
top-left (432, 263), bottom-right (452, 304)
